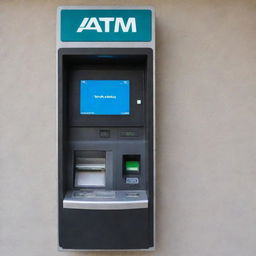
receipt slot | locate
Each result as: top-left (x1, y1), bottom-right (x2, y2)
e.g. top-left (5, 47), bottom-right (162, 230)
top-left (57, 6), bottom-right (155, 250)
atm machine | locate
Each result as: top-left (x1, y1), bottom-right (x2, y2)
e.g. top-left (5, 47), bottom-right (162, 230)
top-left (57, 6), bottom-right (155, 250)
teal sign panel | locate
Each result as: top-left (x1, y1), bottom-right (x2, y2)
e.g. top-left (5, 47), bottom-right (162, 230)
top-left (61, 9), bottom-right (152, 42)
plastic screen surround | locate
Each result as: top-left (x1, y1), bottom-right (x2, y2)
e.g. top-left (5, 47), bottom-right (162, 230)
top-left (80, 80), bottom-right (130, 115)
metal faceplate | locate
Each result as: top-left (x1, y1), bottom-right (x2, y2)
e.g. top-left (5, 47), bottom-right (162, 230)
top-left (63, 190), bottom-right (148, 210)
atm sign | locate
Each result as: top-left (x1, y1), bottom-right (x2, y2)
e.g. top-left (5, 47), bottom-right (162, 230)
top-left (60, 9), bottom-right (152, 42)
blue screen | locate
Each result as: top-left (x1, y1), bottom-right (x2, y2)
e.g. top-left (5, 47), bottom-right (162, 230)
top-left (80, 80), bottom-right (130, 115)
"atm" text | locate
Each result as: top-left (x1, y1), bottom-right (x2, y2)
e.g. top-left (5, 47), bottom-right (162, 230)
top-left (77, 17), bottom-right (137, 33)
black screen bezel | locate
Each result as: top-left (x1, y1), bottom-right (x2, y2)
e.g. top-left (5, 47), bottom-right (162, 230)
top-left (69, 66), bottom-right (145, 127)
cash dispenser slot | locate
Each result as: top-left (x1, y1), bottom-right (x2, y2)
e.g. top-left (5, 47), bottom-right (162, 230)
top-left (74, 151), bottom-right (106, 187)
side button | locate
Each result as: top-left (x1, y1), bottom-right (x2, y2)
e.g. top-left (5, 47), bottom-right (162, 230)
top-left (126, 177), bottom-right (139, 184)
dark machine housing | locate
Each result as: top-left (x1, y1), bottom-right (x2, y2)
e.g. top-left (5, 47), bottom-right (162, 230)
top-left (58, 48), bottom-right (154, 250)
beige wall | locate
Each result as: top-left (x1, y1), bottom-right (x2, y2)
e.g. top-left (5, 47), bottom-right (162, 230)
top-left (1, 0), bottom-right (256, 255)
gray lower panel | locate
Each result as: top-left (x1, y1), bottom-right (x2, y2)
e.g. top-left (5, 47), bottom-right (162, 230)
top-left (63, 190), bottom-right (148, 210)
